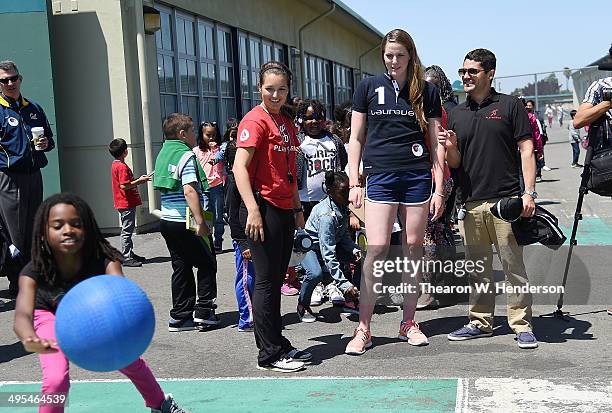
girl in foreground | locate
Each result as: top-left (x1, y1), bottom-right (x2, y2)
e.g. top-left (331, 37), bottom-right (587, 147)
top-left (14, 193), bottom-right (188, 413)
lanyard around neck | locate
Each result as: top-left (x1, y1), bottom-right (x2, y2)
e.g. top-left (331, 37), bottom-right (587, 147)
top-left (259, 104), bottom-right (294, 183)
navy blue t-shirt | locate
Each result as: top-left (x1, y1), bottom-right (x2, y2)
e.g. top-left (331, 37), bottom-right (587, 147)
top-left (352, 74), bottom-right (442, 174)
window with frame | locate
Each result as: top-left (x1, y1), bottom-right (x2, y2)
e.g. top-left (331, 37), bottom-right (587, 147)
top-left (333, 63), bottom-right (353, 107)
top-left (155, 5), bottom-right (236, 130)
top-left (304, 53), bottom-right (332, 118)
top-left (238, 31), bottom-right (287, 113)
top-left (176, 12), bottom-right (198, 124)
top-left (155, 7), bottom-right (177, 122)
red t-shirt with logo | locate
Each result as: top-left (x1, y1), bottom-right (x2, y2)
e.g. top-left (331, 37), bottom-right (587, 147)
top-left (237, 105), bottom-right (298, 210)
top-left (111, 160), bottom-right (142, 209)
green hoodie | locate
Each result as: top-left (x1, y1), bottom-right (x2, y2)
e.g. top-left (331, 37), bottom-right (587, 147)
top-left (153, 139), bottom-right (209, 192)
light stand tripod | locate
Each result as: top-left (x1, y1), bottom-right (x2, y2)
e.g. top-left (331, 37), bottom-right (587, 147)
top-left (541, 143), bottom-right (594, 321)
top-left (542, 116), bottom-right (611, 320)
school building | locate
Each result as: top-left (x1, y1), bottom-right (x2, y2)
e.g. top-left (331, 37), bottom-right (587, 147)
top-left (0, 0), bottom-right (382, 232)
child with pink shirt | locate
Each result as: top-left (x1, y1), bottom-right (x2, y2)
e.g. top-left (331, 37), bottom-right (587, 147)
top-left (193, 121), bottom-right (226, 252)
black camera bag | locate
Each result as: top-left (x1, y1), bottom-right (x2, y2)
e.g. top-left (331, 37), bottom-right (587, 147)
top-left (587, 116), bottom-right (612, 196)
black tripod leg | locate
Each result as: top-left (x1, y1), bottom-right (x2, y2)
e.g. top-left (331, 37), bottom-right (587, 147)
top-left (545, 146), bottom-right (595, 319)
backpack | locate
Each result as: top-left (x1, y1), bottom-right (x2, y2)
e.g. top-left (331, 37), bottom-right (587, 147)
top-left (586, 116), bottom-right (612, 196)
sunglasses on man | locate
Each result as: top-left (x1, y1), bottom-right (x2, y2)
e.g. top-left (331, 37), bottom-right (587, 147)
top-left (0, 75), bottom-right (20, 84)
top-left (457, 68), bottom-right (487, 77)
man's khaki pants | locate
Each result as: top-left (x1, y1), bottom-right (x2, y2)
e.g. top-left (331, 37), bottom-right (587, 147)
top-left (459, 199), bottom-right (533, 333)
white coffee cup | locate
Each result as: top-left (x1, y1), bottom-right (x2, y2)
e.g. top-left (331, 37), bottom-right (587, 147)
top-left (31, 127), bottom-right (45, 150)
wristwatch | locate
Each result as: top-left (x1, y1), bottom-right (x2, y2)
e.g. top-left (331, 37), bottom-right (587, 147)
top-left (523, 190), bottom-right (538, 199)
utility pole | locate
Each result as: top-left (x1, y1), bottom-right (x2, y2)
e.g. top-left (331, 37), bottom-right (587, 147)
top-left (534, 73), bottom-right (539, 110)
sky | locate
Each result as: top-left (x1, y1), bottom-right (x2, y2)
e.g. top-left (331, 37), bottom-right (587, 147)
top-left (342, 0), bottom-right (611, 93)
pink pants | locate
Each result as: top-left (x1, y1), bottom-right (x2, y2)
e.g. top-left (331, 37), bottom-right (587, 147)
top-left (33, 309), bottom-right (165, 413)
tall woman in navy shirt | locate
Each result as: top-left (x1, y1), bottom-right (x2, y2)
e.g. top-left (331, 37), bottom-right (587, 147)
top-left (345, 29), bottom-right (445, 355)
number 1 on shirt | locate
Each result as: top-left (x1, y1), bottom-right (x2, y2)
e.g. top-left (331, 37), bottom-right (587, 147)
top-left (375, 86), bottom-right (385, 105)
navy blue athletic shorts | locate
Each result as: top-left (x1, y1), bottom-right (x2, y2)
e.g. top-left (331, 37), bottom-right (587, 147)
top-left (365, 170), bottom-right (432, 205)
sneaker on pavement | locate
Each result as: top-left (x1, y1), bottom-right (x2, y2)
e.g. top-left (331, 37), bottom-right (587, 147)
top-left (281, 282), bottom-right (299, 296)
top-left (151, 393), bottom-right (190, 413)
top-left (447, 323), bottom-right (493, 341)
top-left (168, 318), bottom-right (198, 332)
top-left (287, 348), bottom-right (313, 362)
top-left (297, 302), bottom-right (317, 323)
top-left (238, 323), bottom-right (254, 332)
top-left (542, 165), bottom-right (552, 171)
top-left (535, 176), bottom-right (543, 183)
top-left (515, 331), bottom-right (538, 349)
top-left (341, 299), bottom-right (359, 316)
top-left (389, 292), bottom-right (404, 308)
top-left (257, 356), bottom-right (304, 372)
top-left (123, 257), bottom-right (142, 267)
top-left (345, 327), bottom-right (372, 355)
top-left (416, 293), bottom-right (439, 310)
top-left (193, 309), bottom-right (220, 326)
top-left (310, 283), bottom-right (324, 306)
top-left (398, 320), bottom-right (429, 346)
top-left (570, 163), bottom-right (579, 168)
top-left (326, 284), bottom-right (345, 306)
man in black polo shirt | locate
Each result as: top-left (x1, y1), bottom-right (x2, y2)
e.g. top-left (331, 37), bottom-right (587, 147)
top-left (438, 49), bottom-right (538, 349)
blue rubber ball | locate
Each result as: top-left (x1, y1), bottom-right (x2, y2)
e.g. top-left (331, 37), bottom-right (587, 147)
top-left (55, 275), bottom-right (155, 372)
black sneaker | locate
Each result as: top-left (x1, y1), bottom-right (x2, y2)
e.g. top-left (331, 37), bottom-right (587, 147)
top-left (123, 258), bottom-right (142, 267)
top-left (168, 318), bottom-right (198, 332)
top-left (152, 393), bottom-right (191, 413)
top-left (193, 309), bottom-right (220, 326)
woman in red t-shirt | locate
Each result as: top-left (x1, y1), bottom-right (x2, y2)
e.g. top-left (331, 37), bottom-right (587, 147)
top-left (233, 61), bottom-right (310, 373)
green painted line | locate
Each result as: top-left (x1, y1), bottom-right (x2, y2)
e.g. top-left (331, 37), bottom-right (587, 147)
top-left (560, 217), bottom-right (612, 245)
top-left (1, 378), bottom-right (457, 412)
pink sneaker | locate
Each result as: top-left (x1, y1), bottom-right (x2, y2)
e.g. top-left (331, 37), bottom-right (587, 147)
top-left (281, 282), bottom-right (299, 296)
top-left (398, 320), bottom-right (429, 346)
top-left (345, 327), bottom-right (372, 355)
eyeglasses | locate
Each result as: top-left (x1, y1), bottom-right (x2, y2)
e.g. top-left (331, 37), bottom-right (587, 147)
top-left (0, 75), bottom-right (19, 84)
top-left (457, 68), bottom-right (486, 77)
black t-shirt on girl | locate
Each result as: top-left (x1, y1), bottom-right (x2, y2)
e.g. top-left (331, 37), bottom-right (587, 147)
top-left (352, 74), bottom-right (442, 174)
top-left (20, 257), bottom-right (108, 313)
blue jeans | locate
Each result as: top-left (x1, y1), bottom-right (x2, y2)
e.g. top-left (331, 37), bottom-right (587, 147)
top-left (203, 184), bottom-right (225, 246)
top-left (571, 142), bottom-right (580, 165)
top-left (298, 247), bottom-right (357, 306)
